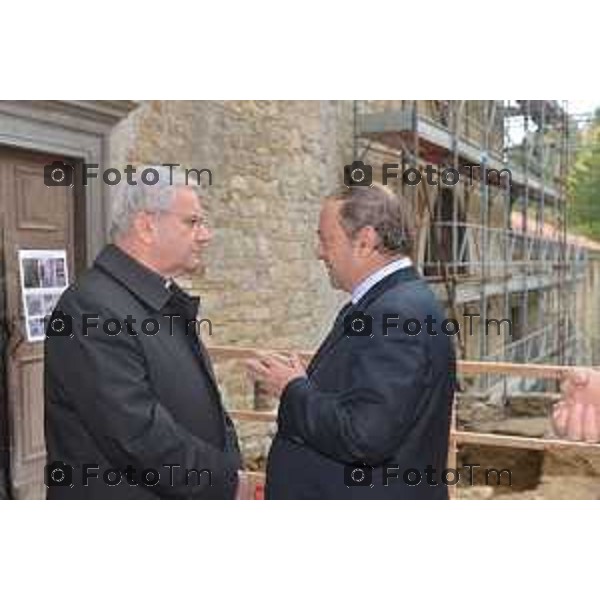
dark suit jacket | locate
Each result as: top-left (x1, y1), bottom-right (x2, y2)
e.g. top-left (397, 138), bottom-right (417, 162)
top-left (266, 266), bottom-right (456, 499)
top-left (44, 245), bottom-right (241, 499)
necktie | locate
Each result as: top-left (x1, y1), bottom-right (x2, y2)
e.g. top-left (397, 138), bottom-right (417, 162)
top-left (333, 300), bottom-right (353, 330)
top-left (308, 300), bottom-right (353, 372)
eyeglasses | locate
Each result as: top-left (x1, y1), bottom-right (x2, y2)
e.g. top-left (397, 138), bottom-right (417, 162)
top-left (151, 210), bottom-right (210, 230)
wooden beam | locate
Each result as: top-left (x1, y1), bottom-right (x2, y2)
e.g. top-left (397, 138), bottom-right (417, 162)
top-left (207, 344), bottom-right (313, 362)
top-left (506, 392), bottom-right (561, 401)
top-left (454, 431), bottom-right (600, 452)
top-left (207, 345), bottom-right (575, 381)
top-left (457, 361), bottom-right (568, 379)
top-left (230, 409), bottom-right (277, 423)
top-left (448, 405), bottom-right (458, 499)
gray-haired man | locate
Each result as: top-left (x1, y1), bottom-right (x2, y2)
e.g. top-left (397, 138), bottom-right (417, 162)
top-left (44, 166), bottom-right (241, 499)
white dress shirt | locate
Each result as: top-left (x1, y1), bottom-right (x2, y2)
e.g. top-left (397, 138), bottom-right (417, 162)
top-left (351, 257), bottom-right (413, 305)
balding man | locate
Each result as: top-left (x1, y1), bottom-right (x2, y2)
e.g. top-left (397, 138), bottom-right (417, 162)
top-left (44, 166), bottom-right (241, 499)
top-left (248, 184), bottom-right (456, 499)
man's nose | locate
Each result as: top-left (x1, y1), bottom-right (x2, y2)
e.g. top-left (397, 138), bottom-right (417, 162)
top-left (196, 225), bottom-right (213, 243)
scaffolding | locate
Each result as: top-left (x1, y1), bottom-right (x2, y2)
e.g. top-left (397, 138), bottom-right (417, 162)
top-left (350, 100), bottom-right (586, 408)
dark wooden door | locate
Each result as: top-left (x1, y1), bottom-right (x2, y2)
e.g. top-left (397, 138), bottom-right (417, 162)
top-left (0, 148), bottom-right (77, 499)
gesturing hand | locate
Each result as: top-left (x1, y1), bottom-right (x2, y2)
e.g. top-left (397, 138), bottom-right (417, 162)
top-left (245, 353), bottom-right (306, 399)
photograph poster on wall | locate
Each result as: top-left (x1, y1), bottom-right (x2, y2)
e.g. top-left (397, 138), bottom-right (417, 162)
top-left (18, 249), bottom-right (69, 342)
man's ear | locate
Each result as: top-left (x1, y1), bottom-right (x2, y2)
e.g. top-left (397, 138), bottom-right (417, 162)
top-left (134, 211), bottom-right (157, 245)
top-left (354, 226), bottom-right (379, 257)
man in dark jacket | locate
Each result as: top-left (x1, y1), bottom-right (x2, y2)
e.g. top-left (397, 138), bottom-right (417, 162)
top-left (44, 166), bottom-right (241, 499)
top-left (247, 184), bottom-right (456, 499)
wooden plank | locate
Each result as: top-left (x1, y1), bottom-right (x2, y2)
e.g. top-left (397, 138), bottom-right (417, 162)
top-left (454, 430), bottom-right (600, 452)
top-left (207, 345), bottom-right (575, 381)
top-left (506, 392), bottom-right (562, 401)
top-left (230, 409), bottom-right (277, 423)
top-left (207, 344), bottom-right (313, 362)
top-left (457, 361), bottom-right (568, 379)
top-left (447, 405), bottom-right (458, 500)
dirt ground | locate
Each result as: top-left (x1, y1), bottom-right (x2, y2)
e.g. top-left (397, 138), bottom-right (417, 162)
top-left (457, 445), bottom-right (600, 500)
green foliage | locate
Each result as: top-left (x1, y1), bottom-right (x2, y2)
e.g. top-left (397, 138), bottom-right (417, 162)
top-left (568, 110), bottom-right (600, 240)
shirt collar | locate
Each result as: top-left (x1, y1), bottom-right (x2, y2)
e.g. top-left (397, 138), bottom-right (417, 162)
top-left (94, 244), bottom-right (175, 312)
top-left (351, 257), bottom-right (413, 305)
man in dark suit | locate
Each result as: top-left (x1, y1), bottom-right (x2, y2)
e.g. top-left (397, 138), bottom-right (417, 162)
top-left (44, 166), bottom-right (241, 499)
top-left (247, 184), bottom-right (456, 499)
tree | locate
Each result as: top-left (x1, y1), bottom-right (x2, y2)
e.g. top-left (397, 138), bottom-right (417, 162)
top-left (569, 108), bottom-right (600, 240)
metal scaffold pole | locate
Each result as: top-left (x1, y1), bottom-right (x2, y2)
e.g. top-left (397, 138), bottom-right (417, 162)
top-left (502, 100), bottom-right (511, 403)
top-left (557, 100), bottom-right (569, 368)
top-left (479, 102), bottom-right (489, 392)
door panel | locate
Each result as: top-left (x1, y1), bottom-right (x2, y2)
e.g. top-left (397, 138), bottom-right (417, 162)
top-left (0, 148), bottom-right (76, 499)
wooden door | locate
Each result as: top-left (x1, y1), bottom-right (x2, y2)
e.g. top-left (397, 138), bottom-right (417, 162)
top-left (0, 148), bottom-right (77, 499)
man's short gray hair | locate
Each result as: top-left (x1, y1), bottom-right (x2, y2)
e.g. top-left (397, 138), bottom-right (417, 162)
top-left (328, 183), bottom-right (415, 256)
top-left (109, 165), bottom-right (202, 238)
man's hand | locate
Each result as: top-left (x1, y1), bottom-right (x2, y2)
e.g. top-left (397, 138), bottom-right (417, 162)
top-left (245, 352), bottom-right (306, 399)
top-left (553, 368), bottom-right (600, 443)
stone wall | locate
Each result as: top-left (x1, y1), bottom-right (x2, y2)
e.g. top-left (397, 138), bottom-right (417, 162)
top-left (109, 101), bottom-right (354, 466)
